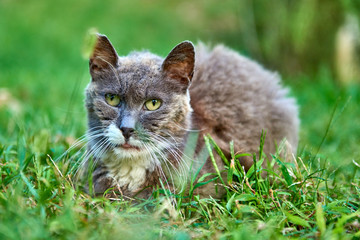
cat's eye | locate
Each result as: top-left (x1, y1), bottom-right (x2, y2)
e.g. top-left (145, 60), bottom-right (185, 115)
top-left (105, 93), bottom-right (120, 106)
top-left (145, 99), bottom-right (162, 111)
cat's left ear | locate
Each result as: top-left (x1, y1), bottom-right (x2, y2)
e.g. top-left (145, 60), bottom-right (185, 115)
top-left (162, 41), bottom-right (195, 91)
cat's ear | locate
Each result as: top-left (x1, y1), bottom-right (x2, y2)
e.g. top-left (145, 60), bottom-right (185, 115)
top-left (89, 34), bottom-right (118, 76)
top-left (162, 41), bottom-right (195, 91)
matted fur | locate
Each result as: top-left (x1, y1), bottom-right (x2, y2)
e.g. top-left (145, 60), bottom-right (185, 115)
top-left (83, 34), bottom-right (299, 199)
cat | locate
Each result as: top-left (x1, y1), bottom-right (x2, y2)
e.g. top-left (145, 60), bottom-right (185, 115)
top-left (83, 33), bottom-right (299, 199)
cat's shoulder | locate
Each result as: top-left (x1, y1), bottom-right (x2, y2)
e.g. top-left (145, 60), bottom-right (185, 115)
top-left (194, 42), bottom-right (272, 74)
top-left (192, 42), bottom-right (281, 90)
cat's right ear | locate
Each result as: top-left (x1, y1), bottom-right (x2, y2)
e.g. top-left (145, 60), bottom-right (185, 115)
top-left (89, 34), bottom-right (119, 76)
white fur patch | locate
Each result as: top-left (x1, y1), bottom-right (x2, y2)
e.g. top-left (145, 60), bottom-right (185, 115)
top-left (103, 123), bottom-right (161, 191)
top-left (103, 152), bottom-right (160, 191)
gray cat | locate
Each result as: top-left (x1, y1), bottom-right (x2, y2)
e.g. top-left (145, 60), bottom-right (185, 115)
top-left (84, 34), bottom-right (299, 199)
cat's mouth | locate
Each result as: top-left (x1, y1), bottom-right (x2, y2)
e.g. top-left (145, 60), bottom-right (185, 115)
top-left (116, 143), bottom-right (140, 151)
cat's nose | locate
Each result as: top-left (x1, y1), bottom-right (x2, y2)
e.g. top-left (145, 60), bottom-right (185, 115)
top-left (120, 127), bottom-right (134, 140)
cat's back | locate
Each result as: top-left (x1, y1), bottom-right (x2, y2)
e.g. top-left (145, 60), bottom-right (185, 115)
top-left (190, 44), bottom-right (299, 162)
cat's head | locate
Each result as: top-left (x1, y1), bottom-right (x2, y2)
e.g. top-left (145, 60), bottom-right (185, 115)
top-left (85, 34), bottom-right (194, 164)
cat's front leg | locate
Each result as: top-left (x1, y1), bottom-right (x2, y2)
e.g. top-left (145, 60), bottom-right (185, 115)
top-left (83, 164), bottom-right (116, 197)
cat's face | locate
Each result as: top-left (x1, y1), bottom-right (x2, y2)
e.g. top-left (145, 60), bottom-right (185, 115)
top-left (85, 34), bottom-right (194, 165)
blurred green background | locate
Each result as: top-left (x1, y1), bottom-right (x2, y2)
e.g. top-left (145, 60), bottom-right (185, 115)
top-left (0, 0), bottom-right (360, 167)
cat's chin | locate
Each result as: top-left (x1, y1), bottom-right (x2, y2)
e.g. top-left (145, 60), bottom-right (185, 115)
top-left (111, 144), bottom-right (147, 159)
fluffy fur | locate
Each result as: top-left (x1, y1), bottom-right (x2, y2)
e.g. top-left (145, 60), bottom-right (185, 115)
top-left (83, 34), bottom-right (299, 199)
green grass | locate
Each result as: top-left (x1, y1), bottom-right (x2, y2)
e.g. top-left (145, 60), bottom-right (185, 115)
top-left (1, 118), bottom-right (360, 239)
top-left (1, 0), bottom-right (360, 239)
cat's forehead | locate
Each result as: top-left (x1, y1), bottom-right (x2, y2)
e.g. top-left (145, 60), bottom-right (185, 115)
top-left (115, 53), bottom-right (163, 92)
top-left (118, 52), bottom-right (163, 74)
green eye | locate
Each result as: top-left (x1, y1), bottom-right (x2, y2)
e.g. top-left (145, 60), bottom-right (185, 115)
top-left (145, 99), bottom-right (162, 111)
top-left (105, 93), bottom-right (120, 106)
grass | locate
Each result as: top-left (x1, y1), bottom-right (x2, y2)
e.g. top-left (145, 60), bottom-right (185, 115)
top-left (1, 118), bottom-right (360, 239)
top-left (1, 0), bottom-right (360, 239)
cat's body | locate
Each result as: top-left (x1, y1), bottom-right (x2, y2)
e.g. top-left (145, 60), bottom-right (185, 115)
top-left (84, 34), bottom-right (299, 199)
